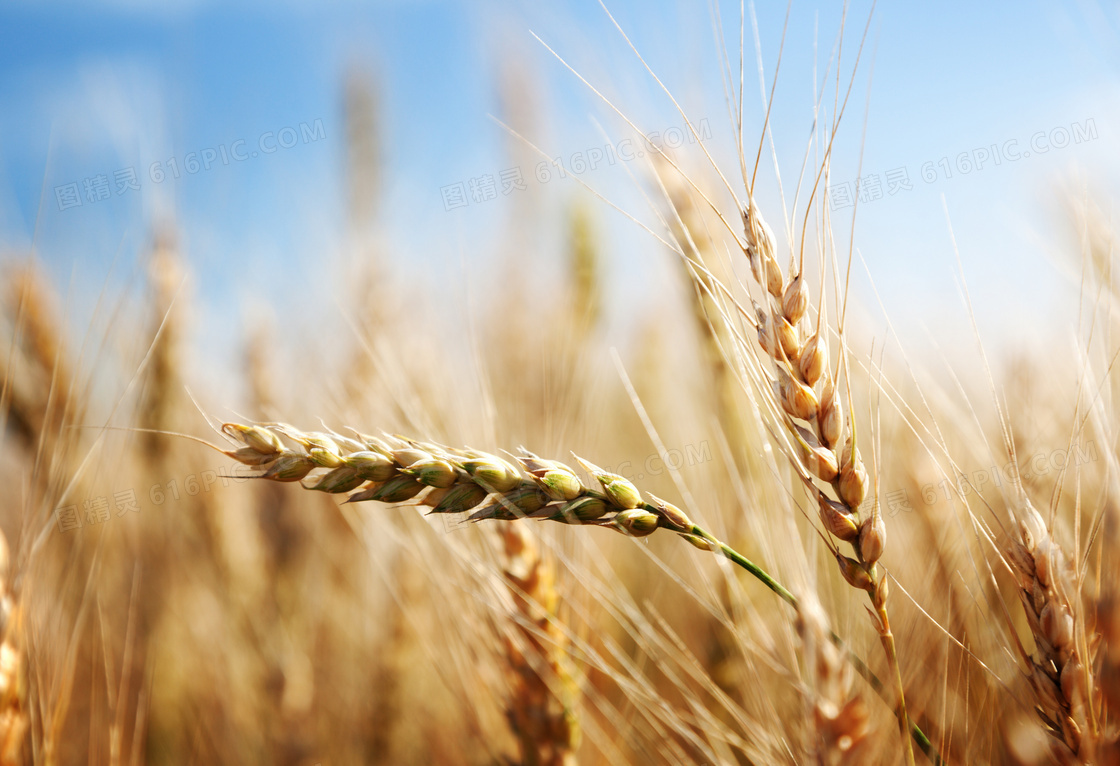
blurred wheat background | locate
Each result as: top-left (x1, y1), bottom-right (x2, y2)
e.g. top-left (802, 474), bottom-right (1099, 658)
top-left (2, 1), bottom-right (1120, 764)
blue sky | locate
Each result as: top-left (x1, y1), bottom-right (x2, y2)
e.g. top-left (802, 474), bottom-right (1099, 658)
top-left (1, 1), bottom-right (1118, 384)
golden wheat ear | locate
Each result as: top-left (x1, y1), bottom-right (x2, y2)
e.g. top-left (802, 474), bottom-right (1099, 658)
top-left (1006, 502), bottom-right (1100, 760)
top-left (499, 523), bottom-right (580, 766)
top-left (736, 185), bottom-right (911, 762)
top-left (797, 594), bottom-right (871, 765)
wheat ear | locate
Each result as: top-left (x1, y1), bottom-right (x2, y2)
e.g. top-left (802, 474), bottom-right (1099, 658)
top-left (739, 194), bottom-right (913, 765)
top-left (797, 594), bottom-right (870, 765)
top-left (500, 523), bottom-right (580, 766)
top-left (1007, 503), bottom-right (1100, 762)
top-left (213, 421), bottom-right (794, 598)
top-left (208, 420), bottom-right (941, 761)
top-left (656, 160), bottom-right (750, 473)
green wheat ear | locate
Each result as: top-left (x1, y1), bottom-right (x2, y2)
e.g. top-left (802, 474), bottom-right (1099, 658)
top-left (212, 419), bottom-right (940, 763)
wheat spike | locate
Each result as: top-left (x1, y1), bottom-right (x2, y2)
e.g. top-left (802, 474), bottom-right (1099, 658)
top-left (657, 160), bottom-right (751, 476)
top-left (216, 422), bottom-right (695, 539)
top-left (500, 523), bottom-right (580, 766)
top-left (1007, 503), bottom-right (1100, 761)
top-left (797, 595), bottom-right (870, 765)
top-left (737, 189), bottom-right (911, 763)
top-left (209, 420), bottom-right (940, 760)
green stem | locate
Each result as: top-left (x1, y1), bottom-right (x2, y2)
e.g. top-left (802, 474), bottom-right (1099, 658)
top-left (690, 525), bottom-right (797, 607)
top-left (875, 599), bottom-right (916, 766)
top-left (684, 523), bottom-right (941, 765)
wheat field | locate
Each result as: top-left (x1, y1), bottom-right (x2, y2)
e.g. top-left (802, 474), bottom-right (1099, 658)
top-left (1, 3), bottom-right (1118, 765)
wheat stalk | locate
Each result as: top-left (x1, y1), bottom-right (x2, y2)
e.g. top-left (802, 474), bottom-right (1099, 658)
top-left (140, 230), bottom-right (185, 467)
top-left (656, 159), bottom-right (748, 458)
